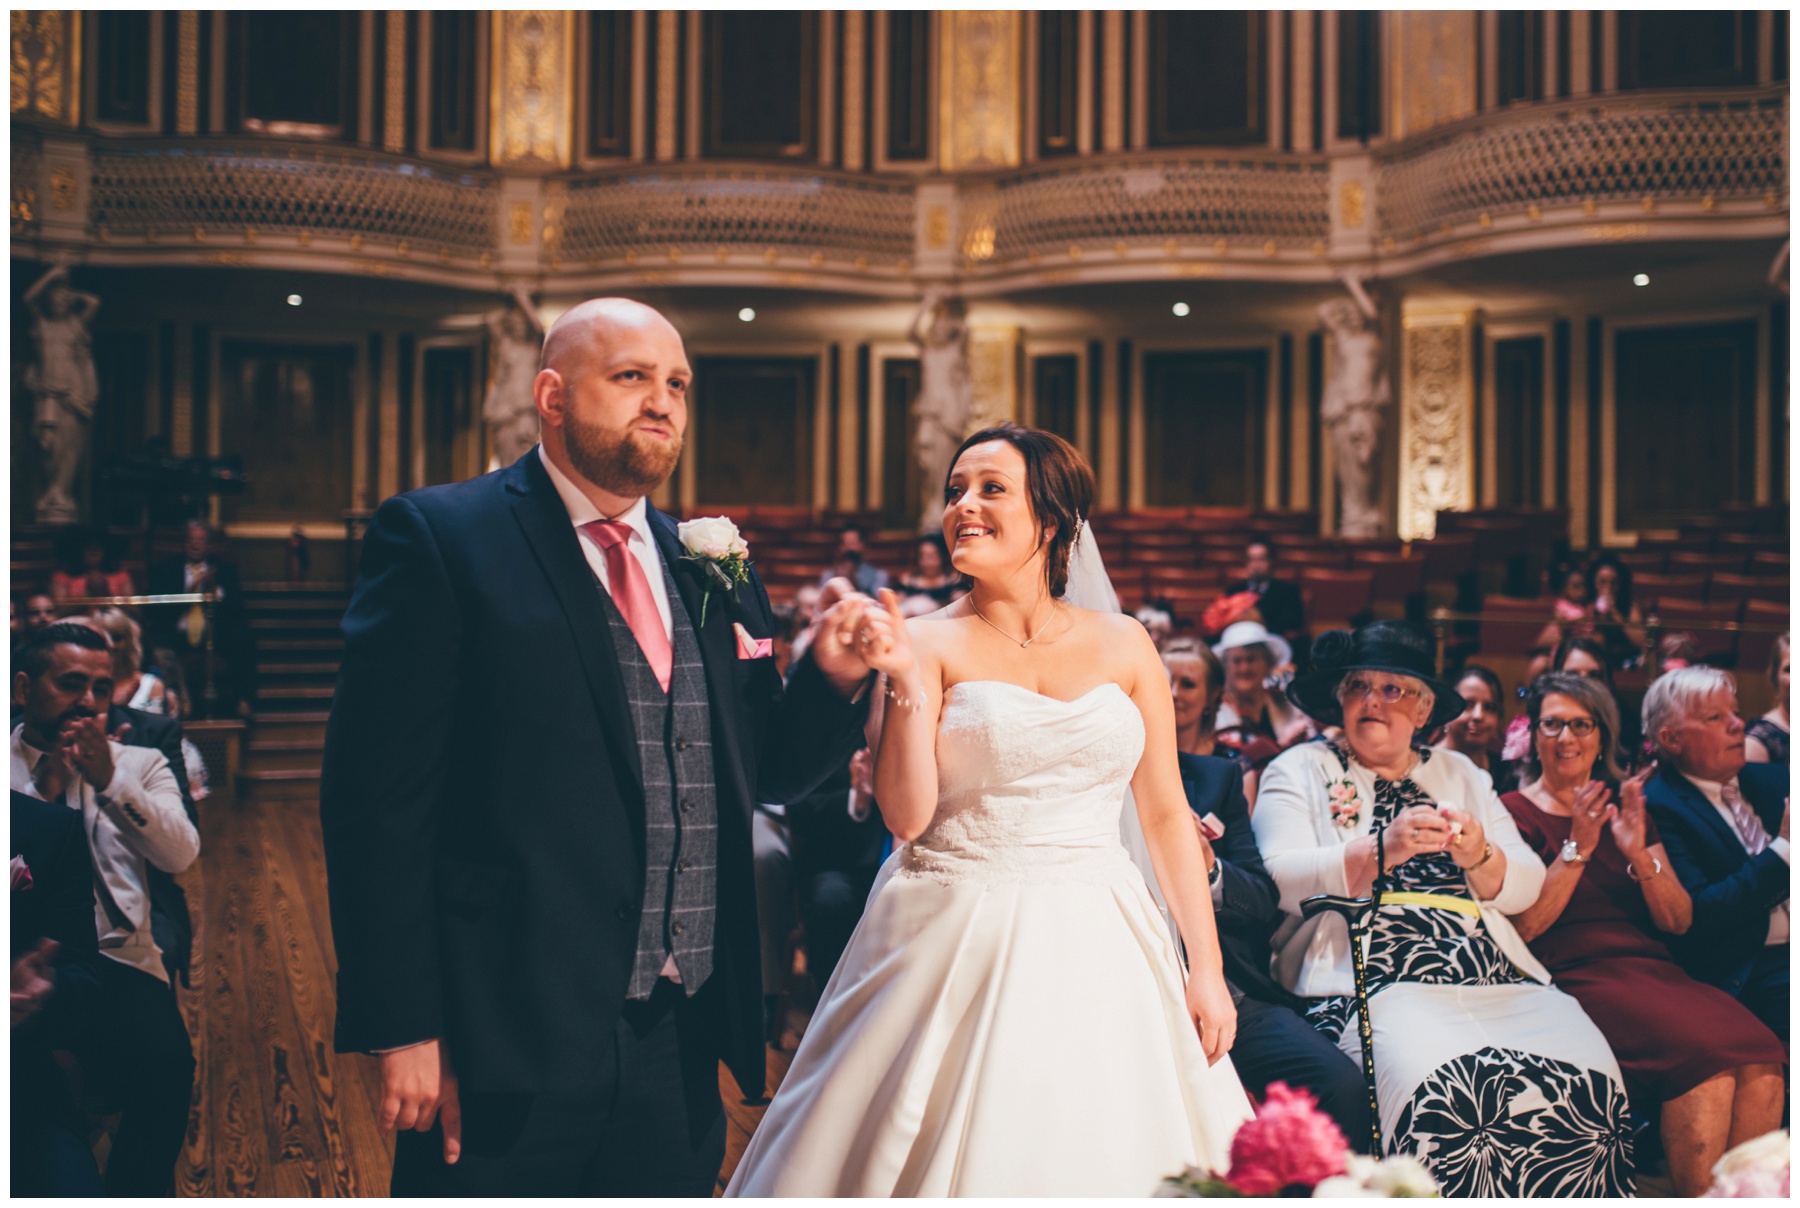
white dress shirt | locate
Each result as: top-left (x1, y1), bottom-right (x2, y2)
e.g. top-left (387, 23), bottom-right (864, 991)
top-left (539, 446), bottom-right (673, 642)
top-left (11, 724), bottom-right (200, 983)
top-left (1685, 773), bottom-right (1789, 946)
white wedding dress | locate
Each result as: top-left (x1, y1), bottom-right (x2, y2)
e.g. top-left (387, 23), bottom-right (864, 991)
top-left (725, 679), bottom-right (1253, 1197)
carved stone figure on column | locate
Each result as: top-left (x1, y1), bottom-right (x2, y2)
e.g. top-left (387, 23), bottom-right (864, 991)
top-left (483, 284), bottom-right (546, 470)
top-left (1319, 275), bottom-right (1391, 540)
top-left (907, 287), bottom-right (973, 532)
top-left (23, 264), bottom-right (101, 525)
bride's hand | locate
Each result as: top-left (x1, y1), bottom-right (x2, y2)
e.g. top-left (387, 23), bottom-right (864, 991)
top-left (852, 589), bottom-right (922, 688)
top-left (1186, 968), bottom-right (1237, 1065)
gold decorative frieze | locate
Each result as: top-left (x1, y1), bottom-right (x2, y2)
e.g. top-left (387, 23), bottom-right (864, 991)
top-left (938, 11), bottom-right (1020, 172)
top-left (1389, 11), bottom-right (1475, 141)
top-left (176, 12), bottom-right (199, 133)
top-left (1339, 180), bottom-right (1365, 230)
top-left (12, 10), bottom-right (79, 125)
top-left (967, 325), bottom-right (1021, 430)
top-left (1398, 312), bottom-right (1475, 541)
top-left (490, 10), bottom-right (574, 170)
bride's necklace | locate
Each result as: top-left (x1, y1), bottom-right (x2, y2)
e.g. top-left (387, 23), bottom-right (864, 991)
top-left (969, 594), bottom-right (1055, 648)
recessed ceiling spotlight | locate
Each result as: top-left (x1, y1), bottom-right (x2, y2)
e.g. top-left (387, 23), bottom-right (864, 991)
top-left (1172, 301), bottom-right (1191, 317)
top-left (738, 307), bottom-right (756, 322)
top-left (286, 294), bottom-right (303, 306)
top-left (1632, 273), bottom-right (1650, 287)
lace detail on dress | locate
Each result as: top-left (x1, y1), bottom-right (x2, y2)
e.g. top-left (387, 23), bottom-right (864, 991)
top-left (892, 681), bottom-right (1147, 887)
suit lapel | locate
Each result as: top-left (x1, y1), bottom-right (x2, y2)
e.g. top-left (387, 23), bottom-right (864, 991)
top-left (648, 507), bottom-right (748, 787)
top-left (507, 454), bottom-right (643, 795)
top-left (1661, 768), bottom-right (1744, 856)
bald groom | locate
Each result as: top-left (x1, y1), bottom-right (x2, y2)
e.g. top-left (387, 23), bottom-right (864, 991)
top-left (321, 298), bottom-right (878, 1195)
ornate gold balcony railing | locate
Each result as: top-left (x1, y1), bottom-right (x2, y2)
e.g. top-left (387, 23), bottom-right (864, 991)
top-left (547, 165), bottom-right (917, 272)
top-left (87, 139), bottom-right (500, 258)
top-left (956, 153), bottom-right (1333, 269)
top-left (1375, 86), bottom-right (1788, 245)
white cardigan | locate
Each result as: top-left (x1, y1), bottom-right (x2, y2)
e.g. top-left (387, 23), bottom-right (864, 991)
top-left (1251, 741), bottom-right (1550, 999)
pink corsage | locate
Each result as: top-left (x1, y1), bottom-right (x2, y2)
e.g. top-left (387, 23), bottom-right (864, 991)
top-left (11, 855), bottom-right (34, 892)
top-left (1324, 774), bottom-right (1363, 830)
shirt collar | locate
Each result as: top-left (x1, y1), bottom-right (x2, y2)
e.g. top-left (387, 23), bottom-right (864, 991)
top-left (538, 446), bottom-right (652, 547)
top-left (11, 723), bottom-right (46, 782)
top-left (1681, 771), bottom-right (1733, 810)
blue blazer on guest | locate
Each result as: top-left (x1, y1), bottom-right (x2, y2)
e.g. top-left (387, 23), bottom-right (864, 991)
top-left (1642, 761), bottom-right (1790, 996)
top-left (1176, 752), bottom-right (1294, 1008)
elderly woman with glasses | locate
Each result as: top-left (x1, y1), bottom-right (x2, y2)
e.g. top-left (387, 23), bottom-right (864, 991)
top-left (1253, 622), bottom-right (1634, 1198)
top-left (1501, 674), bottom-right (1785, 1196)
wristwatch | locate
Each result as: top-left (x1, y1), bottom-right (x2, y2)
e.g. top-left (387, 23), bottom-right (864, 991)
top-left (1559, 838), bottom-right (1590, 865)
top-left (1207, 857), bottom-right (1223, 887)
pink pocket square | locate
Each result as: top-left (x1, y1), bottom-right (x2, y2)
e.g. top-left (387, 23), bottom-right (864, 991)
top-left (1198, 812), bottom-right (1226, 841)
top-left (733, 622), bottom-right (773, 660)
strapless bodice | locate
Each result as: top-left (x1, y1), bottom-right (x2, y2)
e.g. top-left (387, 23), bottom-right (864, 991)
top-left (894, 680), bottom-right (1145, 885)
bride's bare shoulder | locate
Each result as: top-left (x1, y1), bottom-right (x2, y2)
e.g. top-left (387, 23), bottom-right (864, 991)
top-left (1063, 605), bottom-right (1155, 646)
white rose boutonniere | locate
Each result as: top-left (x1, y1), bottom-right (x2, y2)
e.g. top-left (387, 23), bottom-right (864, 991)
top-left (677, 516), bottom-right (751, 626)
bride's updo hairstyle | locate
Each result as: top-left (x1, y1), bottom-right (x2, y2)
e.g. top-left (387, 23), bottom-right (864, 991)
top-left (947, 422), bottom-right (1094, 598)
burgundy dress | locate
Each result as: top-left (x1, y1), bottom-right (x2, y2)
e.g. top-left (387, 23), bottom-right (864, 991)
top-left (1502, 791), bottom-right (1786, 1100)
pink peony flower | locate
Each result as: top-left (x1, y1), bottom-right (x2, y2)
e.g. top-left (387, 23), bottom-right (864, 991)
top-left (1225, 1082), bottom-right (1350, 1196)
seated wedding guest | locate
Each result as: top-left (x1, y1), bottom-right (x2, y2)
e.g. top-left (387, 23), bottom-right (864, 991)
top-left (81, 613), bottom-right (200, 988)
top-left (1533, 563), bottom-right (1593, 651)
top-left (897, 533), bottom-right (959, 606)
top-left (1745, 635), bottom-right (1789, 765)
top-left (1165, 639), bottom-right (1268, 808)
top-left (19, 591), bottom-right (59, 642)
top-left (9, 623), bottom-right (200, 1196)
top-left (12, 788), bottom-right (108, 1197)
top-left (1432, 665), bottom-right (1516, 794)
top-left (1253, 621), bottom-right (1633, 1197)
top-left (787, 747), bottom-right (887, 990)
top-left (1588, 554), bottom-right (1648, 668)
top-left (816, 526), bottom-right (888, 595)
top-left (1641, 666), bottom-right (1790, 1044)
top-left (90, 605), bottom-right (167, 713)
top-left (1223, 541), bottom-right (1304, 646)
top-left (1133, 605), bottom-right (1174, 650)
top-left (147, 518), bottom-right (254, 716)
top-left (769, 604), bottom-right (798, 679)
top-left (1214, 622), bottom-right (1311, 749)
top-left (1176, 743), bottom-right (1370, 1149)
top-left (1500, 673), bottom-right (1784, 1197)
top-left (149, 652), bottom-right (211, 802)
top-left (1502, 635), bottom-right (1643, 769)
top-left (49, 527), bottom-right (136, 602)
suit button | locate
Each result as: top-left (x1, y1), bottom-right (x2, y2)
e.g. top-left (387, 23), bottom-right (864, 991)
top-left (681, 799), bottom-right (694, 812)
top-left (672, 922), bottom-right (684, 936)
top-left (615, 905), bottom-right (631, 921)
top-left (677, 859), bottom-right (688, 873)
top-left (675, 739), bottom-right (689, 751)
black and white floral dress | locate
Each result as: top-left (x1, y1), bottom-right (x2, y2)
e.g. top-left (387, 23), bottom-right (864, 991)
top-left (1259, 743), bottom-right (1634, 1199)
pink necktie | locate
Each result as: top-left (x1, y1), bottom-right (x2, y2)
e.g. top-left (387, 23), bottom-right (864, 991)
top-left (583, 520), bottom-right (672, 692)
top-left (1720, 779), bottom-right (1770, 855)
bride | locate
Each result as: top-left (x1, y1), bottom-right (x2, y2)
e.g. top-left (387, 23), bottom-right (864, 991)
top-left (726, 424), bottom-right (1253, 1197)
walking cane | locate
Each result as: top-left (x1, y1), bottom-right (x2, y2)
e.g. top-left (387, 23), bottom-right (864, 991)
top-left (1300, 889), bottom-right (1382, 1157)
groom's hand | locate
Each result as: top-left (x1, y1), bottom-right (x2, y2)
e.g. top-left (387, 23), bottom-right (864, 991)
top-left (377, 1038), bottom-right (463, 1165)
top-left (810, 579), bottom-right (878, 697)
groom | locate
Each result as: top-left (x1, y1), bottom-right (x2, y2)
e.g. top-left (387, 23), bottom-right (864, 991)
top-left (320, 297), bottom-right (875, 1195)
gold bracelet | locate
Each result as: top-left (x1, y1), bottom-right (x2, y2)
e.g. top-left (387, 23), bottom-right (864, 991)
top-left (1466, 841), bottom-right (1496, 871)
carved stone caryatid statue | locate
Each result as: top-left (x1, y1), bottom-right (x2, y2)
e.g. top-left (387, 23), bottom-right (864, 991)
top-left (483, 284), bottom-right (546, 470)
top-left (1319, 274), bottom-right (1392, 540)
top-left (907, 287), bottom-right (974, 532)
top-left (23, 264), bottom-right (101, 524)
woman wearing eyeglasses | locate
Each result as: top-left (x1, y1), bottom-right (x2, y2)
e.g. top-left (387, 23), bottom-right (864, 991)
top-left (1500, 673), bottom-right (1785, 1197)
top-left (1253, 622), bottom-right (1633, 1197)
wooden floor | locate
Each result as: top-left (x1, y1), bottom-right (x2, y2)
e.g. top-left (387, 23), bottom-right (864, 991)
top-left (171, 795), bottom-right (797, 1196)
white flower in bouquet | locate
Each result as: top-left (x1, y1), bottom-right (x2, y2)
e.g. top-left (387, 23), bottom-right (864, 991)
top-left (1705, 1130), bottom-right (1789, 1198)
top-left (1313, 1154), bottom-right (1439, 1198)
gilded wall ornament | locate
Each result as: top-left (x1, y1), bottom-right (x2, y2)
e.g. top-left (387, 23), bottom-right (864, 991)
top-left (12, 10), bottom-right (78, 125)
top-left (938, 11), bottom-right (1020, 172)
top-left (491, 10), bottom-right (573, 170)
top-left (1390, 11), bottom-right (1475, 142)
top-left (1398, 314), bottom-right (1474, 541)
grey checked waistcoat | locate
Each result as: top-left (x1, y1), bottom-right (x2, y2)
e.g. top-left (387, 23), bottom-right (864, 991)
top-left (596, 561), bottom-right (718, 999)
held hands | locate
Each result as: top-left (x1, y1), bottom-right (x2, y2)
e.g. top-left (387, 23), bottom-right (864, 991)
top-left (846, 589), bottom-right (919, 684)
top-left (808, 579), bottom-right (878, 694)
top-left (377, 1039), bottom-right (462, 1165)
top-left (1186, 968), bottom-right (1237, 1065)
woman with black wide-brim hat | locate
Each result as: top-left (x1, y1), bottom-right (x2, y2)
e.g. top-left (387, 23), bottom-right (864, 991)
top-left (1250, 621), bottom-right (1635, 1197)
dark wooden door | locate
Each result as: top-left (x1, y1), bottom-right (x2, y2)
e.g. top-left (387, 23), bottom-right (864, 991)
top-left (1493, 335), bottom-right (1543, 507)
top-left (692, 356), bottom-right (816, 506)
top-left (220, 342), bottom-right (355, 523)
top-left (881, 357), bottom-right (922, 529)
top-left (1142, 349), bottom-right (1266, 507)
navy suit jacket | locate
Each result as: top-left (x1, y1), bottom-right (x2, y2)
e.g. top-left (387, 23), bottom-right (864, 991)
top-left (1177, 752), bottom-right (1294, 1008)
top-left (1643, 761), bottom-right (1790, 995)
top-left (319, 451), bottom-right (867, 1098)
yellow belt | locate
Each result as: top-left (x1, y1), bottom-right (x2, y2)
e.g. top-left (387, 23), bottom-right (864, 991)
top-left (1377, 891), bottom-right (1482, 919)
